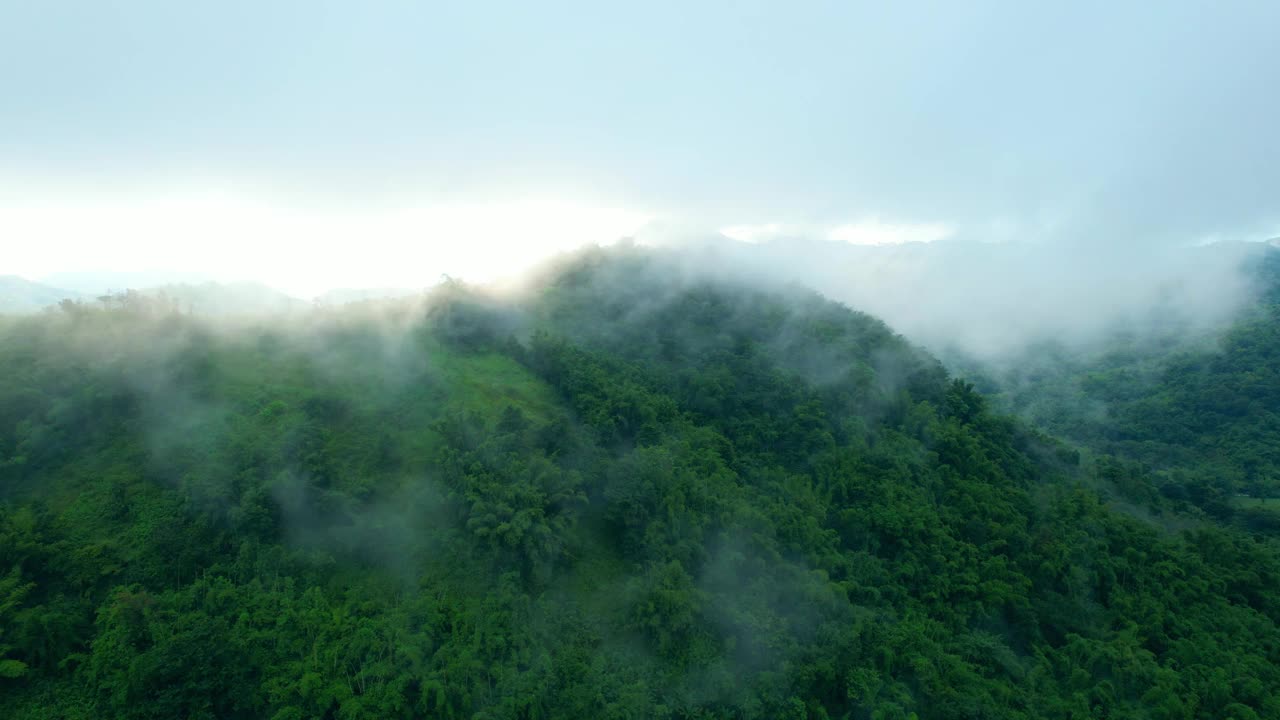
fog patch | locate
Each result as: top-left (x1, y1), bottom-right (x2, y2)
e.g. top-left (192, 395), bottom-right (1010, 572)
top-left (632, 229), bottom-right (1273, 364)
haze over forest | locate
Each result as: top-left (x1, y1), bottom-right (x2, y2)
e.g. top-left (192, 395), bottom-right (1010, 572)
top-left (5, 2), bottom-right (1279, 317)
top-left (3, 3), bottom-right (1280, 719)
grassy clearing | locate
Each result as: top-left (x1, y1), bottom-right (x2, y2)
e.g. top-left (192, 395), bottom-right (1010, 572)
top-left (1232, 496), bottom-right (1280, 511)
top-left (431, 348), bottom-right (560, 423)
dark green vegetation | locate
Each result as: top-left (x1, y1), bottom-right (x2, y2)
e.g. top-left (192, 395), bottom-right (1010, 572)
top-left (963, 249), bottom-right (1280, 530)
top-left (2, 247), bottom-right (1279, 719)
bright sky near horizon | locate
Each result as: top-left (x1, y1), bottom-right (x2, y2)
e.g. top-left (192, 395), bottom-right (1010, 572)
top-left (2, 1), bottom-right (1278, 295)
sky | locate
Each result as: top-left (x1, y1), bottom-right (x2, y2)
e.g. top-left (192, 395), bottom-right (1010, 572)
top-left (2, 1), bottom-right (1279, 297)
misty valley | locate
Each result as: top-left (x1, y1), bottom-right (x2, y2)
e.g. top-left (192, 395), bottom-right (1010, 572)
top-left (1, 245), bottom-right (1279, 719)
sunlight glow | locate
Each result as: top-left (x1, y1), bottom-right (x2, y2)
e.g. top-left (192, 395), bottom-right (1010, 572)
top-left (0, 192), bottom-right (652, 297)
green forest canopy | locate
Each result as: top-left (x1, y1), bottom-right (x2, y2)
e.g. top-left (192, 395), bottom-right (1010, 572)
top-left (959, 249), bottom-right (1280, 525)
top-left (1, 246), bottom-right (1278, 719)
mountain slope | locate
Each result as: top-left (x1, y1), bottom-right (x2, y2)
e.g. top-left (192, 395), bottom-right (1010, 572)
top-left (1, 248), bottom-right (1278, 719)
top-left (0, 276), bottom-right (81, 314)
top-left (962, 247), bottom-right (1280, 524)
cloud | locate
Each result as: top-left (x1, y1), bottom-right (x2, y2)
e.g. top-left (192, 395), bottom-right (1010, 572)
top-left (827, 220), bottom-right (952, 246)
top-left (1, 1), bottom-right (1277, 354)
top-left (720, 223), bottom-right (785, 244)
top-left (3, 2), bottom-right (1277, 250)
top-left (720, 219), bottom-right (952, 247)
top-left (637, 226), bottom-right (1272, 361)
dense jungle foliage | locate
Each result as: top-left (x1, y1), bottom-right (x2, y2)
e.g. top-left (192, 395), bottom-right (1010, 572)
top-left (963, 248), bottom-right (1280, 529)
top-left (1, 247), bottom-right (1279, 719)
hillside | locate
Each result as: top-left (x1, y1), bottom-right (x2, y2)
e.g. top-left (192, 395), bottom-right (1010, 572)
top-left (0, 276), bottom-right (81, 314)
top-left (141, 282), bottom-right (309, 315)
top-left (1, 247), bottom-right (1278, 719)
top-left (960, 247), bottom-right (1280, 527)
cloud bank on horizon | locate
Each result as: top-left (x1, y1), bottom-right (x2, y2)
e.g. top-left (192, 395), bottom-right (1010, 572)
top-left (1, 1), bottom-right (1278, 323)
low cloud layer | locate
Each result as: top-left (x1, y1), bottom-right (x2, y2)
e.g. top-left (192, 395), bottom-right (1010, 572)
top-left (645, 231), bottom-right (1274, 361)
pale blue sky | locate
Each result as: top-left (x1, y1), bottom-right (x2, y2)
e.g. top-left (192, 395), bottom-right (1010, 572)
top-left (2, 1), bottom-right (1278, 292)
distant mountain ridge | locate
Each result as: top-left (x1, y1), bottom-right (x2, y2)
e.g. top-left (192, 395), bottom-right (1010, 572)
top-left (37, 270), bottom-right (219, 296)
top-left (142, 282), bottom-right (309, 315)
top-left (2, 274), bottom-right (436, 316)
top-left (0, 276), bottom-right (82, 314)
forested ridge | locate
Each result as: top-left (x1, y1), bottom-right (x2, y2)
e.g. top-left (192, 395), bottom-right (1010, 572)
top-left (1, 247), bottom-right (1279, 719)
top-left (962, 248), bottom-right (1280, 529)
